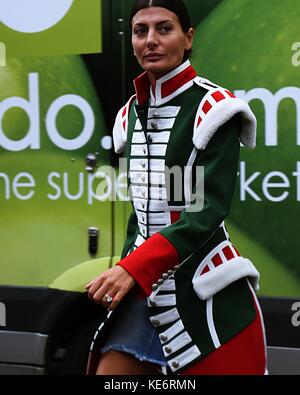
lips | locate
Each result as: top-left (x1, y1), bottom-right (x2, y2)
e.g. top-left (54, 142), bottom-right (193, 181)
top-left (144, 52), bottom-right (164, 59)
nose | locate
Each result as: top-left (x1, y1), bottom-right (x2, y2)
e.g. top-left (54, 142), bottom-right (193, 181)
top-left (146, 28), bottom-right (159, 49)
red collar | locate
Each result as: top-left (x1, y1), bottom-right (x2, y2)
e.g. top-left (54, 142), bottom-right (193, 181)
top-left (133, 60), bottom-right (197, 106)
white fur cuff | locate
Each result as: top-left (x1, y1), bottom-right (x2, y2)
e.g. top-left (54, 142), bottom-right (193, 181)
top-left (192, 256), bottom-right (260, 300)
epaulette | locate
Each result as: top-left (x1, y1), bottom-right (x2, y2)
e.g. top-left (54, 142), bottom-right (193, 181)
top-left (113, 94), bottom-right (136, 154)
top-left (193, 76), bottom-right (256, 150)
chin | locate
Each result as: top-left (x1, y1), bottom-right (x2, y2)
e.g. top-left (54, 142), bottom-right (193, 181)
top-left (143, 62), bottom-right (172, 77)
top-left (141, 58), bottom-right (184, 78)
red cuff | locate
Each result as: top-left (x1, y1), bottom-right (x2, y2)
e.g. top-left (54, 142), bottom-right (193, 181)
top-left (117, 233), bottom-right (179, 296)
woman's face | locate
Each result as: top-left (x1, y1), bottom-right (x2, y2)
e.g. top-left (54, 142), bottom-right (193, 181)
top-left (131, 7), bottom-right (194, 80)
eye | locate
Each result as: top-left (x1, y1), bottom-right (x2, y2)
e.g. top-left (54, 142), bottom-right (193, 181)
top-left (133, 26), bottom-right (147, 35)
top-left (159, 24), bottom-right (172, 33)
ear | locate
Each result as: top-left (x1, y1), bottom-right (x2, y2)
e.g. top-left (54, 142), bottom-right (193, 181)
top-left (185, 27), bottom-right (194, 51)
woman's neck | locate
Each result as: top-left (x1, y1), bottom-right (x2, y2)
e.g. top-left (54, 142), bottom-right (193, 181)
top-left (147, 60), bottom-right (188, 95)
top-left (148, 72), bottom-right (159, 96)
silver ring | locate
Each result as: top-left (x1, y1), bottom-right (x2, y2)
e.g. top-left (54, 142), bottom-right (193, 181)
top-left (105, 294), bottom-right (113, 303)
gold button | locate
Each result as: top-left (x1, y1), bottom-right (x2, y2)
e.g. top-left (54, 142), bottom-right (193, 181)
top-left (162, 273), bottom-right (168, 280)
top-left (152, 283), bottom-right (158, 291)
top-left (157, 278), bottom-right (164, 285)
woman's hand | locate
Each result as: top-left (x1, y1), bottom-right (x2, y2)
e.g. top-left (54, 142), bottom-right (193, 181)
top-left (84, 265), bottom-right (135, 310)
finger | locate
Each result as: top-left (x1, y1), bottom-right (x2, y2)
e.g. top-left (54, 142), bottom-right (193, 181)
top-left (92, 283), bottom-right (112, 304)
top-left (87, 278), bottom-right (105, 300)
top-left (107, 290), bottom-right (124, 311)
top-left (84, 281), bottom-right (93, 289)
top-left (101, 292), bottom-right (114, 307)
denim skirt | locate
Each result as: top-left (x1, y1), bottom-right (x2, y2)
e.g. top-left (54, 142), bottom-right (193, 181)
top-left (99, 292), bottom-right (168, 367)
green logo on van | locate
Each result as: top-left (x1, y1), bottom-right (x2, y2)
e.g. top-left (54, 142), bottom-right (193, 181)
top-left (0, 0), bottom-right (102, 57)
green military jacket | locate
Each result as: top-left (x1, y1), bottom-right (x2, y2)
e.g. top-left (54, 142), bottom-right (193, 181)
top-left (89, 60), bottom-right (261, 374)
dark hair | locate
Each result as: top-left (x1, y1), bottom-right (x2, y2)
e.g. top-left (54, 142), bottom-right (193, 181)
top-left (130, 0), bottom-right (193, 61)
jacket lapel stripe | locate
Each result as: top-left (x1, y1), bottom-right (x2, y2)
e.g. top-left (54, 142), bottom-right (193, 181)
top-left (149, 307), bottom-right (180, 327)
top-left (147, 131), bottom-right (171, 143)
top-left (159, 319), bottom-right (185, 344)
top-left (148, 106), bottom-right (181, 118)
top-left (132, 132), bottom-right (146, 143)
top-left (147, 294), bottom-right (176, 307)
top-left (168, 345), bottom-right (201, 372)
top-left (134, 119), bottom-right (142, 130)
top-left (162, 331), bottom-right (193, 357)
top-left (147, 118), bottom-right (176, 130)
top-left (149, 144), bottom-right (168, 156)
top-left (159, 279), bottom-right (176, 292)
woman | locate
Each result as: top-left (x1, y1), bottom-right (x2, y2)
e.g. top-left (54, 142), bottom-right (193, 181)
top-left (86, 0), bottom-right (267, 375)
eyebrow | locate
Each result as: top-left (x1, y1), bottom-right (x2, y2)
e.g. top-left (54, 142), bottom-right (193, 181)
top-left (133, 19), bottom-right (174, 26)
